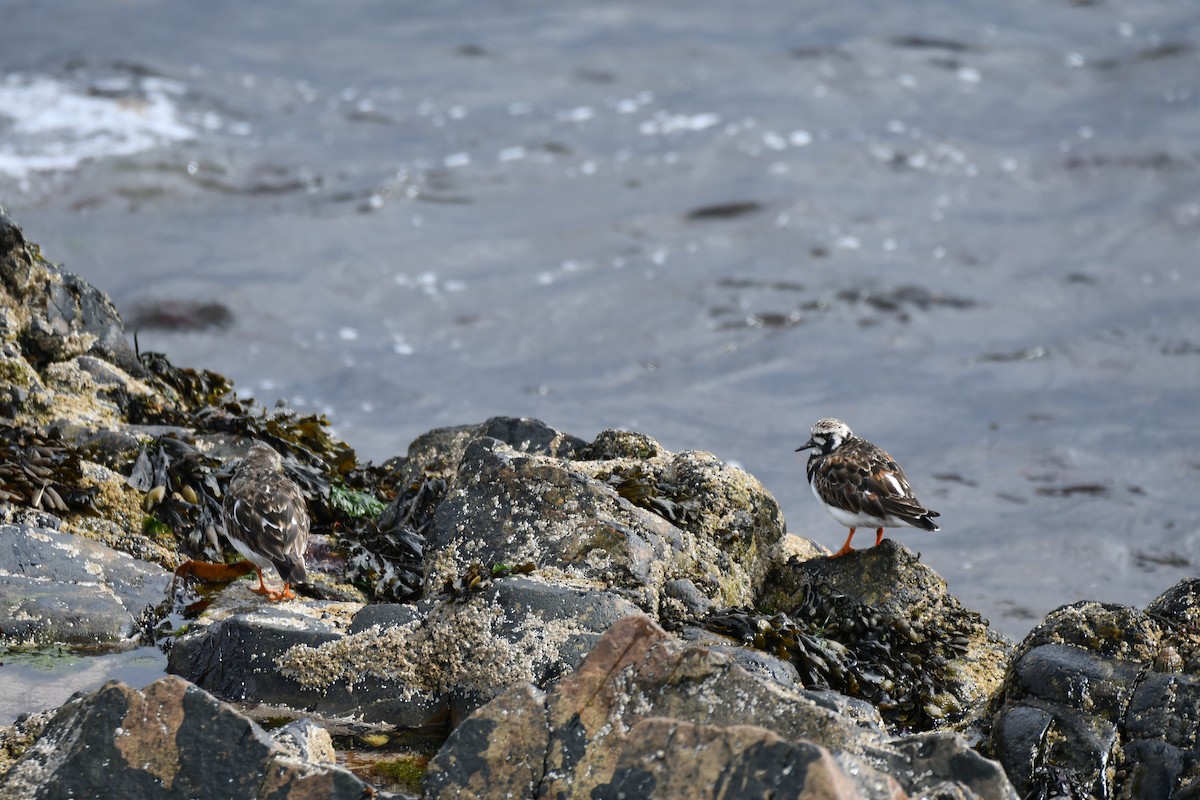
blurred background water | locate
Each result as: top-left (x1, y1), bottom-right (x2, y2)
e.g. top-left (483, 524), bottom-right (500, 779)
top-left (2, 0), bottom-right (1198, 661)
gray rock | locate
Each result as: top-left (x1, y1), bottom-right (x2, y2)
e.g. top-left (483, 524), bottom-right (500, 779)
top-left (877, 731), bottom-right (1018, 800)
top-left (396, 415), bottom-right (585, 488)
top-left (171, 574), bottom-right (642, 728)
top-left (424, 429), bottom-right (785, 622)
top-left (303, 577), bottom-right (643, 725)
top-left (986, 579), bottom-right (1200, 798)
top-left (0, 525), bottom-right (170, 646)
top-left (166, 583), bottom-right (357, 708)
top-left (0, 676), bottom-right (387, 799)
top-left (348, 600), bottom-right (423, 634)
top-left (0, 213), bottom-right (141, 377)
top-left (678, 625), bottom-right (805, 691)
top-left (424, 614), bottom-right (1015, 800)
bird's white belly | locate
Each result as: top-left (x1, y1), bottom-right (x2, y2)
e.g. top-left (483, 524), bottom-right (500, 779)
top-left (811, 482), bottom-right (911, 529)
top-left (229, 535), bottom-right (273, 571)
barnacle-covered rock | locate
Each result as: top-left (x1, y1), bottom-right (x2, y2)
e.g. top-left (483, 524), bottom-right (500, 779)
top-left (423, 421), bottom-right (787, 622)
top-left (0, 214), bottom-right (139, 376)
top-left (755, 539), bottom-right (1011, 733)
top-left (170, 573), bottom-right (643, 727)
top-left (985, 579), bottom-right (1200, 799)
top-left (165, 581), bottom-right (361, 708)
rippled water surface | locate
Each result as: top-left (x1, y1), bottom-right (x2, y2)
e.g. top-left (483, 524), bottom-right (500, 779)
top-left (3, 0), bottom-right (1199, 663)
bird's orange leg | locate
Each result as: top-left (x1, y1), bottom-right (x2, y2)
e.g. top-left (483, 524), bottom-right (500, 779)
top-left (874, 528), bottom-right (885, 546)
top-left (248, 566), bottom-right (271, 595)
top-left (246, 569), bottom-right (293, 601)
top-left (830, 528), bottom-right (857, 558)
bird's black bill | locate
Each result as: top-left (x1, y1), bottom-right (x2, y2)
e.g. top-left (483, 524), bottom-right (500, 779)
top-left (795, 439), bottom-right (816, 452)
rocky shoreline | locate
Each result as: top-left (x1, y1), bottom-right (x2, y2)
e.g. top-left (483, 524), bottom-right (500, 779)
top-left (1, 209), bottom-right (1197, 798)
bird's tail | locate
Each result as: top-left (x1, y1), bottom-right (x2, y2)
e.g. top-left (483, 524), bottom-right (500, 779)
top-left (910, 509), bottom-right (940, 532)
top-left (274, 556), bottom-right (307, 586)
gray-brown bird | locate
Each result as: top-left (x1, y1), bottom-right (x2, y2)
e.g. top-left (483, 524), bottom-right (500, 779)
top-left (222, 442), bottom-right (309, 600)
top-left (796, 418), bottom-right (939, 558)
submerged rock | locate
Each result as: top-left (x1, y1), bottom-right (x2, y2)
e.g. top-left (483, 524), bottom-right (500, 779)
top-left (0, 676), bottom-right (390, 799)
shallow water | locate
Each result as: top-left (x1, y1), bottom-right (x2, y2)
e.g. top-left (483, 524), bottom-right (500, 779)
top-left (2, 0), bottom-right (1199, 665)
top-left (0, 646), bottom-right (166, 725)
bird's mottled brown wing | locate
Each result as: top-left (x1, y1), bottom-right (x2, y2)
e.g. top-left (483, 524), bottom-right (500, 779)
top-left (810, 438), bottom-right (939, 529)
top-left (225, 460), bottom-right (310, 585)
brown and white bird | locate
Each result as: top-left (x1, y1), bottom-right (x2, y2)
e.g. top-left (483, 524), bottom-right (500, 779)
top-left (223, 442), bottom-right (309, 600)
top-left (796, 418), bottom-right (939, 558)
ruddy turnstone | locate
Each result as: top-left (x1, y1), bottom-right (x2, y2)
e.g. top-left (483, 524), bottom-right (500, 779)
top-left (796, 418), bottom-right (939, 558)
top-left (222, 442), bottom-right (310, 600)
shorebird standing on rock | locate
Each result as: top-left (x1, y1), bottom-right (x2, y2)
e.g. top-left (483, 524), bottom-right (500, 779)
top-left (796, 418), bottom-right (940, 558)
top-left (173, 442), bottom-right (309, 601)
top-left (222, 442), bottom-right (309, 600)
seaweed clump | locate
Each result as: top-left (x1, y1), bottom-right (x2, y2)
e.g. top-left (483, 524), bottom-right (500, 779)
top-left (704, 575), bottom-right (976, 732)
top-left (0, 427), bottom-right (99, 515)
top-left (342, 476), bottom-right (445, 601)
top-left (128, 437), bottom-right (225, 560)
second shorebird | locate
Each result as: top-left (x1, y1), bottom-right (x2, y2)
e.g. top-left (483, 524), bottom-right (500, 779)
top-left (224, 442), bottom-right (310, 600)
top-left (796, 418), bottom-right (939, 558)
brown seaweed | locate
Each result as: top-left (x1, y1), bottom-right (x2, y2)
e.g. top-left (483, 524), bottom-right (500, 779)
top-left (0, 428), bottom-right (100, 516)
top-left (704, 575), bottom-right (976, 732)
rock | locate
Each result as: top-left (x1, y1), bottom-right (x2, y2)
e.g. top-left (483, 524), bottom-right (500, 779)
top-left (875, 731), bottom-right (1018, 800)
top-left (594, 720), bottom-right (878, 800)
top-left (0, 215), bottom-right (139, 376)
top-left (271, 718), bottom-right (337, 765)
top-left (424, 614), bottom-right (1015, 799)
top-left (169, 572), bottom-right (643, 727)
top-left (756, 538), bottom-right (1011, 732)
top-left (1, 218), bottom-right (154, 437)
top-left (986, 578), bottom-right (1200, 798)
top-left (679, 624), bottom-right (806, 690)
top-left (166, 582), bottom-right (363, 708)
top-left (276, 575), bottom-right (643, 725)
top-left (0, 710), bottom-right (54, 779)
top-left (0, 676), bottom-right (388, 799)
top-left (422, 614), bottom-right (893, 799)
top-left (397, 416), bottom-right (586, 488)
top-left (420, 683), bottom-right (549, 800)
top-left (0, 524), bottom-right (171, 646)
top-left (424, 426), bottom-right (786, 623)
